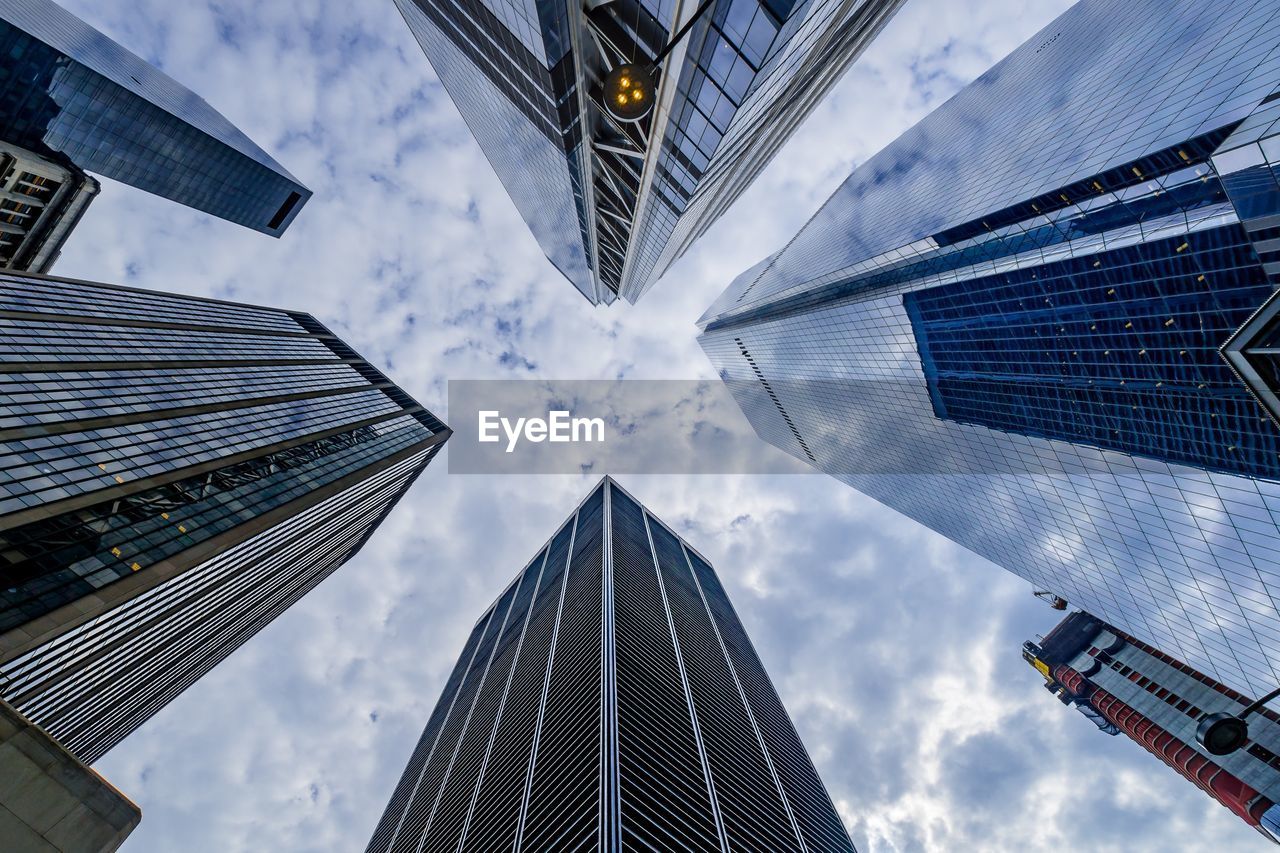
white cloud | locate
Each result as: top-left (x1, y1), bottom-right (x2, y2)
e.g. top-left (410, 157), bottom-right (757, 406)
top-left (43, 0), bottom-right (1263, 849)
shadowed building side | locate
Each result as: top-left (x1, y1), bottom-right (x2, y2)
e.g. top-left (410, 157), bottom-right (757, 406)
top-left (0, 697), bottom-right (139, 852)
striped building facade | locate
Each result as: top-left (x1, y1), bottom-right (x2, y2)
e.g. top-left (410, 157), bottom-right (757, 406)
top-left (0, 270), bottom-right (449, 762)
top-left (367, 477), bottom-right (853, 852)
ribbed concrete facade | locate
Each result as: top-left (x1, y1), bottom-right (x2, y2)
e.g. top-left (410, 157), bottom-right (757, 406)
top-left (366, 477), bottom-right (853, 853)
top-left (0, 697), bottom-right (139, 852)
top-left (0, 141), bottom-right (98, 274)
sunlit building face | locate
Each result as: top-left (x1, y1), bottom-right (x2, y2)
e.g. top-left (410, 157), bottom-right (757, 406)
top-left (700, 0), bottom-right (1280, 698)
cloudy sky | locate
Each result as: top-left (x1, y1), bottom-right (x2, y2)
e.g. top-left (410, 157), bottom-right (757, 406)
top-left (46, 0), bottom-right (1268, 849)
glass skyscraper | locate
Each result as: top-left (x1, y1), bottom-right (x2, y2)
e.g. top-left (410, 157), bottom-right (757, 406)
top-left (366, 477), bottom-right (853, 852)
top-left (392, 0), bottom-right (904, 305)
top-left (0, 270), bottom-right (449, 763)
top-left (0, 0), bottom-right (311, 237)
top-left (699, 0), bottom-right (1280, 698)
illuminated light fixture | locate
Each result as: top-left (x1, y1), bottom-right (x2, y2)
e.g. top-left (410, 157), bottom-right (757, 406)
top-left (598, 0), bottom-right (714, 125)
top-left (603, 63), bottom-right (654, 123)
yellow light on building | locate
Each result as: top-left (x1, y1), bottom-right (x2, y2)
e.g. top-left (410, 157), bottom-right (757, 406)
top-left (603, 63), bottom-right (654, 123)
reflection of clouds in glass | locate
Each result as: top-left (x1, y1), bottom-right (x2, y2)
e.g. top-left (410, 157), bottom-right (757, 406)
top-left (701, 0), bottom-right (1280, 704)
top-left (712, 0), bottom-right (1280, 316)
top-left (394, 0), bottom-right (593, 298)
top-left (1, 0), bottom-right (309, 231)
top-left (704, 248), bottom-right (1280, 698)
top-left (43, 0), bottom-right (1263, 847)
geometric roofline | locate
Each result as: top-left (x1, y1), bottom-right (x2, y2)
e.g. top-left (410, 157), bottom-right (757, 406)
top-left (1220, 285), bottom-right (1280, 430)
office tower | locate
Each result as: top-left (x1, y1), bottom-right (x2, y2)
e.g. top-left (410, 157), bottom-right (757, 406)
top-left (699, 0), bottom-right (1280, 698)
top-left (367, 477), bottom-right (853, 852)
top-left (1025, 610), bottom-right (1280, 844)
top-left (0, 270), bottom-right (450, 764)
top-left (393, 0), bottom-right (904, 305)
top-left (0, 0), bottom-right (311, 240)
top-left (0, 141), bottom-right (98, 273)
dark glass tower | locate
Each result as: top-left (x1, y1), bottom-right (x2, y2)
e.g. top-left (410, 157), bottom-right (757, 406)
top-left (0, 0), bottom-right (311, 237)
top-left (698, 0), bottom-right (1280, 697)
top-left (0, 270), bottom-right (449, 763)
top-left (1025, 611), bottom-right (1280, 844)
top-left (366, 477), bottom-right (852, 852)
top-left (393, 0), bottom-right (904, 305)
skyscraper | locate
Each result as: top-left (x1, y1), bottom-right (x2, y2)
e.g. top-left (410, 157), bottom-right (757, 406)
top-left (698, 0), bottom-right (1280, 697)
top-left (1025, 610), bottom-right (1280, 844)
top-left (393, 0), bottom-right (904, 305)
top-left (0, 140), bottom-right (99, 273)
top-left (366, 477), bottom-right (853, 852)
top-left (0, 0), bottom-right (311, 240)
top-left (0, 269), bottom-right (450, 763)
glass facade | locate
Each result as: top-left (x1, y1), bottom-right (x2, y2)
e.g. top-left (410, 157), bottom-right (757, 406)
top-left (394, 0), bottom-right (904, 304)
top-left (0, 270), bottom-right (449, 762)
top-left (392, 0), bottom-right (596, 300)
top-left (366, 477), bottom-right (853, 852)
top-left (0, 0), bottom-right (311, 236)
top-left (621, 0), bottom-right (902, 303)
top-left (699, 0), bottom-right (1280, 698)
top-left (905, 224), bottom-right (1277, 479)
